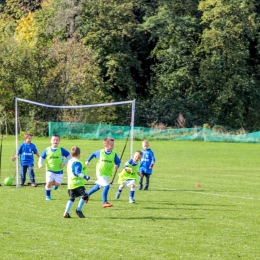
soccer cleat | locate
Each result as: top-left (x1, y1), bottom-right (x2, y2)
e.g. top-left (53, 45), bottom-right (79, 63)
top-left (53, 186), bottom-right (58, 190)
top-left (138, 186), bottom-right (142, 190)
top-left (129, 197), bottom-right (135, 203)
top-left (115, 192), bottom-right (121, 199)
top-left (63, 213), bottom-right (71, 218)
top-left (31, 183), bottom-right (37, 187)
top-left (46, 196), bottom-right (51, 201)
top-left (102, 202), bottom-right (113, 208)
top-left (144, 187), bottom-right (148, 190)
top-left (75, 210), bottom-right (85, 218)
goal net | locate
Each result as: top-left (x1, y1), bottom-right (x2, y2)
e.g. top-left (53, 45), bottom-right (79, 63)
top-left (13, 97), bottom-right (135, 187)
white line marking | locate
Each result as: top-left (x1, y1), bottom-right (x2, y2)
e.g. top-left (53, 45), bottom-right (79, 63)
top-left (156, 188), bottom-right (260, 201)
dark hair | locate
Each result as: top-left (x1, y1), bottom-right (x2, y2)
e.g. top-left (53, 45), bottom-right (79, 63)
top-left (71, 146), bottom-right (80, 156)
top-left (103, 137), bottom-right (114, 144)
top-left (135, 150), bottom-right (143, 156)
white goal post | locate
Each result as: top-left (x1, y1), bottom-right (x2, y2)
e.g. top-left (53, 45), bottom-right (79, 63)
top-left (14, 97), bottom-right (135, 188)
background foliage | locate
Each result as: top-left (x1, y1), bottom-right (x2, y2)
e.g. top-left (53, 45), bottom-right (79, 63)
top-left (1, 0), bottom-right (260, 132)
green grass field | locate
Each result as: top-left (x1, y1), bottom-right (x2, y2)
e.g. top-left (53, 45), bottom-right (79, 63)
top-left (1, 136), bottom-right (260, 259)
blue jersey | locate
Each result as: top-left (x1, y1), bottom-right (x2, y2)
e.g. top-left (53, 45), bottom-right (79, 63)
top-left (71, 161), bottom-right (85, 176)
top-left (86, 150), bottom-right (121, 168)
top-left (139, 148), bottom-right (155, 175)
top-left (18, 142), bottom-right (38, 166)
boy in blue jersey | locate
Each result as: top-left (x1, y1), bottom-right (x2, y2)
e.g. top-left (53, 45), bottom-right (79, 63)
top-left (12, 133), bottom-right (39, 187)
top-left (85, 137), bottom-right (120, 208)
top-left (38, 135), bottom-right (70, 200)
top-left (115, 150), bottom-right (143, 203)
top-left (138, 140), bottom-right (155, 190)
top-left (63, 146), bottom-right (90, 218)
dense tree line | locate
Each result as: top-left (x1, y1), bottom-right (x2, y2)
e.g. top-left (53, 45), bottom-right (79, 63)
top-left (0, 0), bottom-right (260, 132)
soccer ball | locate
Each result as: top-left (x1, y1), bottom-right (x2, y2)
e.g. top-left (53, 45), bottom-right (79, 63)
top-left (4, 177), bottom-right (13, 186)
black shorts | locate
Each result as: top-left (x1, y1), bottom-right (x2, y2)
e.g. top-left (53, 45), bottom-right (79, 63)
top-left (68, 186), bottom-right (86, 200)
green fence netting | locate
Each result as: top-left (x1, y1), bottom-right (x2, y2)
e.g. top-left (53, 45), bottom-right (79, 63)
top-left (49, 122), bottom-right (260, 143)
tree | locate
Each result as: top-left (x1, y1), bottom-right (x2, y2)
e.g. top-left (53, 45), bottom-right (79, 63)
top-left (198, 0), bottom-right (260, 130)
top-left (1, 1), bottom-right (103, 131)
top-left (139, 0), bottom-right (203, 126)
top-left (79, 0), bottom-right (156, 101)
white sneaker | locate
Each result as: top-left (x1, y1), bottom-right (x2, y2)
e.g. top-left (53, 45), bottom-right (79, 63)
top-left (129, 197), bottom-right (135, 203)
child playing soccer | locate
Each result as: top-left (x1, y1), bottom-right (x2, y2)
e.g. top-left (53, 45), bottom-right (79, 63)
top-left (85, 137), bottom-right (120, 208)
top-left (38, 134), bottom-right (70, 200)
top-left (12, 133), bottom-right (39, 187)
top-left (63, 146), bottom-right (90, 218)
top-left (115, 150), bottom-right (143, 203)
top-left (138, 140), bottom-right (156, 190)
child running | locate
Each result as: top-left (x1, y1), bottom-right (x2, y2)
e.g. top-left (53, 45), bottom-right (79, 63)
top-left (38, 134), bottom-right (70, 200)
top-left (115, 150), bottom-right (143, 203)
top-left (12, 133), bottom-right (39, 187)
top-left (85, 137), bottom-right (120, 208)
top-left (63, 146), bottom-right (90, 218)
top-left (138, 140), bottom-right (156, 190)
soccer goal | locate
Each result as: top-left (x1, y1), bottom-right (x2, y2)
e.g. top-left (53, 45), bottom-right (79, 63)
top-left (14, 97), bottom-right (135, 188)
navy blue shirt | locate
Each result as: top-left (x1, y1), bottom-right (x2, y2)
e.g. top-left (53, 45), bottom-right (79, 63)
top-left (17, 142), bottom-right (38, 166)
top-left (139, 148), bottom-right (155, 174)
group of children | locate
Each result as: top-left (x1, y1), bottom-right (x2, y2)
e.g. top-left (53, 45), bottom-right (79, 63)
top-left (12, 133), bottom-right (155, 218)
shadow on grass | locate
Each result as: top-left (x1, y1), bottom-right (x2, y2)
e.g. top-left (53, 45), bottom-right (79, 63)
top-left (105, 216), bottom-right (205, 220)
top-left (148, 189), bottom-right (207, 192)
top-left (151, 201), bottom-right (235, 207)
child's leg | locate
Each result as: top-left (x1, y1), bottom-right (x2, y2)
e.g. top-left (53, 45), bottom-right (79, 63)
top-left (138, 174), bottom-right (143, 190)
top-left (130, 184), bottom-right (135, 199)
top-left (77, 190), bottom-right (89, 211)
top-left (64, 191), bottom-right (75, 218)
top-left (102, 185), bottom-right (110, 203)
top-left (129, 183), bottom-right (136, 203)
top-left (74, 190), bottom-right (89, 217)
top-left (45, 186), bottom-right (51, 200)
top-left (45, 171), bottom-right (55, 200)
top-left (87, 184), bottom-right (100, 196)
top-left (65, 199), bottom-right (74, 214)
top-left (28, 165), bottom-right (36, 184)
top-left (116, 184), bottom-right (124, 199)
top-left (144, 174), bottom-right (150, 190)
top-left (76, 198), bottom-right (85, 212)
top-left (118, 184), bottom-right (124, 192)
top-left (53, 174), bottom-right (63, 190)
top-left (20, 166), bottom-right (27, 185)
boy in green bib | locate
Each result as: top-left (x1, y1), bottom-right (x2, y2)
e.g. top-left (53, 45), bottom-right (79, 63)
top-left (85, 137), bottom-right (120, 208)
top-left (38, 135), bottom-right (70, 200)
top-left (115, 150), bottom-right (143, 203)
top-left (63, 146), bottom-right (90, 218)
